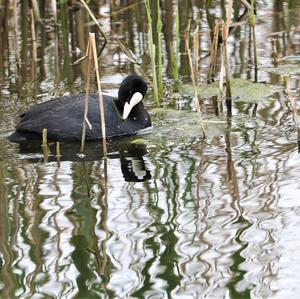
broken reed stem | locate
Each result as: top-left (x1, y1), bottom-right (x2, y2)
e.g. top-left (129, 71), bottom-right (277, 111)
top-left (42, 128), bottom-right (47, 145)
top-left (80, 40), bottom-right (92, 152)
top-left (208, 20), bottom-right (221, 83)
top-left (284, 77), bottom-right (300, 150)
top-left (185, 38), bottom-right (206, 138)
top-left (79, 0), bottom-right (107, 43)
top-left (30, 10), bottom-right (37, 62)
top-left (56, 141), bottom-right (61, 166)
top-left (90, 33), bottom-right (107, 157)
top-left (272, 38), bottom-right (278, 66)
top-left (42, 128), bottom-right (49, 162)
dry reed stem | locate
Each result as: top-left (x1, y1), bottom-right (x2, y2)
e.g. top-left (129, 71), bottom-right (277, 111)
top-left (272, 38), bottom-right (278, 66)
top-left (30, 10), bottom-right (37, 62)
top-left (90, 33), bottom-right (107, 157)
top-left (12, 0), bottom-right (19, 69)
top-left (31, 0), bottom-right (41, 22)
top-left (241, 0), bottom-right (258, 82)
top-left (223, 2), bottom-right (232, 92)
top-left (284, 77), bottom-right (300, 150)
top-left (185, 38), bottom-right (206, 138)
top-left (80, 40), bottom-right (92, 152)
top-left (219, 42), bottom-right (225, 95)
top-left (222, 0), bottom-right (233, 115)
top-left (51, 0), bottom-right (57, 24)
top-left (193, 25), bottom-right (200, 81)
top-left (42, 128), bottom-right (47, 145)
top-left (208, 20), bottom-right (221, 82)
top-left (56, 142), bottom-right (61, 167)
top-left (79, 0), bottom-right (107, 43)
top-left (285, 78), bottom-right (299, 127)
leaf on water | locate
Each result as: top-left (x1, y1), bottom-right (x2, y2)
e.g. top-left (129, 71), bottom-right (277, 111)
top-left (149, 108), bottom-right (226, 141)
top-left (181, 78), bottom-right (283, 103)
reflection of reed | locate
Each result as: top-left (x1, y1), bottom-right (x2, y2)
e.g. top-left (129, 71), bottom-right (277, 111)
top-left (0, 165), bottom-right (16, 298)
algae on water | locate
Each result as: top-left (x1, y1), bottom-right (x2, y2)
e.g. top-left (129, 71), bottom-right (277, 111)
top-left (181, 78), bottom-right (283, 103)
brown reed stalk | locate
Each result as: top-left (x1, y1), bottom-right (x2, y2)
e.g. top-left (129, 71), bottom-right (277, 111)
top-left (31, 0), bottom-right (41, 23)
top-left (222, 0), bottom-right (233, 116)
top-left (185, 38), bottom-right (206, 138)
top-left (193, 24), bottom-right (200, 82)
top-left (79, 0), bottom-right (107, 43)
top-left (284, 77), bottom-right (300, 151)
top-left (12, 0), bottom-right (19, 70)
top-left (56, 142), bottom-right (61, 167)
top-left (207, 19), bottom-right (221, 83)
top-left (80, 40), bottom-right (92, 152)
top-left (241, 0), bottom-right (258, 82)
top-left (42, 128), bottom-right (48, 162)
top-left (30, 10), bottom-right (37, 62)
top-left (90, 33), bottom-right (107, 157)
top-left (42, 128), bottom-right (47, 145)
top-left (272, 38), bottom-right (278, 66)
top-left (80, 33), bottom-right (107, 156)
top-left (51, 0), bottom-right (57, 24)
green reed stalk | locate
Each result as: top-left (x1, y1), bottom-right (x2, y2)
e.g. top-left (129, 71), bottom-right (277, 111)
top-left (145, 0), bottom-right (159, 106)
top-left (59, 0), bottom-right (72, 82)
top-left (157, 0), bottom-right (163, 99)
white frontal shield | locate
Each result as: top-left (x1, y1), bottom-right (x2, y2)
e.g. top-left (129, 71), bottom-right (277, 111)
top-left (122, 92), bottom-right (143, 120)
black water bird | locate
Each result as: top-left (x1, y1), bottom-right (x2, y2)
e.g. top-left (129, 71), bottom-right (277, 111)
top-left (9, 75), bottom-right (151, 142)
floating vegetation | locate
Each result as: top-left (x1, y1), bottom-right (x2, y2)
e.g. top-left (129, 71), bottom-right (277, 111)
top-left (182, 79), bottom-right (284, 103)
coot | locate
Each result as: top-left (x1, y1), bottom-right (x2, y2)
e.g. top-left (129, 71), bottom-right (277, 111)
top-left (9, 75), bottom-right (151, 142)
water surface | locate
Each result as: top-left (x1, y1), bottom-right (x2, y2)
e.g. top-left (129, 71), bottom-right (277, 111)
top-left (1, 1), bottom-right (300, 298)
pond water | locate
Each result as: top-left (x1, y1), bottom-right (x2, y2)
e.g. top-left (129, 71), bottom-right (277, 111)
top-left (1, 1), bottom-right (300, 298)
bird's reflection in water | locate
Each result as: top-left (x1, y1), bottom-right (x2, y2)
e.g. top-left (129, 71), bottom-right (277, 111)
top-left (14, 138), bottom-right (152, 182)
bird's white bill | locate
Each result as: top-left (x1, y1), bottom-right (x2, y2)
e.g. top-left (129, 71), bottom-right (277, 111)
top-left (122, 92), bottom-right (143, 120)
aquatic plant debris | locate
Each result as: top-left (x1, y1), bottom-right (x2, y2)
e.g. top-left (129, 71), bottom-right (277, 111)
top-left (149, 108), bottom-right (225, 142)
top-left (182, 78), bottom-right (283, 103)
top-left (262, 65), bottom-right (300, 77)
top-left (261, 55), bottom-right (300, 78)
